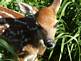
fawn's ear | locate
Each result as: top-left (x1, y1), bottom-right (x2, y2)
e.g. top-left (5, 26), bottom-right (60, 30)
top-left (52, 0), bottom-right (62, 14)
top-left (18, 3), bottom-right (38, 14)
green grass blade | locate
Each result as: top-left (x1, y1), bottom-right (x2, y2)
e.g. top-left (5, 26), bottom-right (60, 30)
top-left (59, 38), bottom-right (65, 61)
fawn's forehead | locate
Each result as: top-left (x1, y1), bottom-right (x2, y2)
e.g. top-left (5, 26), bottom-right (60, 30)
top-left (37, 7), bottom-right (57, 27)
top-left (37, 15), bottom-right (57, 28)
top-left (40, 18), bottom-right (56, 26)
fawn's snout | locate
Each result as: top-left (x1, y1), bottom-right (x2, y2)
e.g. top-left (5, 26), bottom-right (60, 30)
top-left (40, 25), bottom-right (57, 49)
top-left (44, 38), bottom-right (55, 48)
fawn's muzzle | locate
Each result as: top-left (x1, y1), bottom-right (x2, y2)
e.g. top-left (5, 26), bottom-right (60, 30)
top-left (44, 39), bottom-right (55, 49)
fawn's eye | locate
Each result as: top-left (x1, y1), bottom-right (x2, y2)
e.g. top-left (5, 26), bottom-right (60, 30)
top-left (38, 25), bottom-right (43, 29)
top-left (53, 23), bottom-right (57, 28)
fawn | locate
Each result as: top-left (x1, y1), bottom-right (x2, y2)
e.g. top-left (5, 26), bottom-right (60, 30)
top-left (0, 0), bottom-right (62, 61)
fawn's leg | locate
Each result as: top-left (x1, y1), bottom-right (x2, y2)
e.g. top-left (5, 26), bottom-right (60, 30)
top-left (18, 44), bottom-right (39, 61)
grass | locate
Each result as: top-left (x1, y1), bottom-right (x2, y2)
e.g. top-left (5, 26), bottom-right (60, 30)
top-left (0, 0), bottom-right (81, 61)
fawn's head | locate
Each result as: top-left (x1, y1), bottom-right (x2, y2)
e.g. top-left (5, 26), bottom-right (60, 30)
top-left (0, 0), bottom-right (62, 49)
top-left (36, 8), bottom-right (57, 48)
top-left (37, 0), bottom-right (62, 48)
top-left (18, 0), bottom-right (62, 48)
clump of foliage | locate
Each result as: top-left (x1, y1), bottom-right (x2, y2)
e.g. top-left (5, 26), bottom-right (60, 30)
top-left (51, 0), bottom-right (81, 61)
top-left (0, 37), bottom-right (18, 61)
top-left (0, 0), bottom-right (81, 61)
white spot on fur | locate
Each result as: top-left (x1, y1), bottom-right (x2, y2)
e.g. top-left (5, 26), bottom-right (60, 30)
top-left (0, 16), bottom-right (2, 18)
top-left (0, 11), bottom-right (15, 18)
top-left (4, 24), bottom-right (10, 28)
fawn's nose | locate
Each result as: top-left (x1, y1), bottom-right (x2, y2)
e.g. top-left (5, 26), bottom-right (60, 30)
top-left (44, 39), bottom-right (55, 49)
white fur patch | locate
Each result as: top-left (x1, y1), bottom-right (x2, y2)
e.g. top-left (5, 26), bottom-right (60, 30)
top-left (24, 50), bottom-right (38, 61)
top-left (39, 39), bottom-right (46, 47)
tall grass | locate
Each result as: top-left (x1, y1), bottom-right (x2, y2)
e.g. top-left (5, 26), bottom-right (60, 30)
top-left (51, 0), bottom-right (81, 61)
top-left (0, 0), bottom-right (81, 61)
